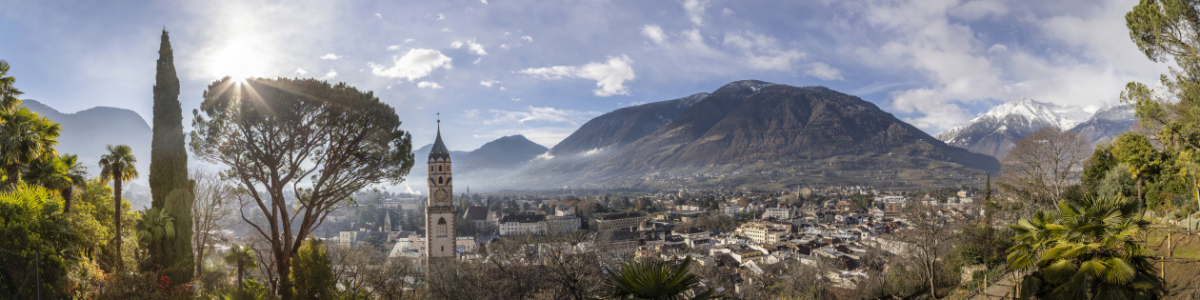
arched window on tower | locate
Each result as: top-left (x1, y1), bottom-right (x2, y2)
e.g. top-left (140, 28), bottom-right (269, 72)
top-left (437, 218), bottom-right (447, 237)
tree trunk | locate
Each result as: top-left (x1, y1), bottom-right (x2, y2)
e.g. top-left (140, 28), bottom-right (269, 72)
top-left (277, 248), bottom-right (293, 300)
top-left (929, 260), bottom-right (938, 300)
top-left (237, 261), bottom-right (244, 292)
top-left (114, 172), bottom-right (124, 272)
top-left (1137, 177), bottom-right (1145, 210)
top-left (62, 186), bottom-right (73, 213)
top-left (6, 164), bottom-right (19, 190)
top-left (196, 245), bottom-right (204, 279)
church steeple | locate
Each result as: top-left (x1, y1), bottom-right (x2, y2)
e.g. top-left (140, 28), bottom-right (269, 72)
top-left (426, 115), bottom-right (457, 262)
top-left (430, 118), bottom-right (450, 161)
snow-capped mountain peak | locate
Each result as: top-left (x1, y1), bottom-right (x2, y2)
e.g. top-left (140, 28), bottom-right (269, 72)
top-left (935, 98), bottom-right (1095, 159)
top-left (974, 97), bottom-right (1090, 130)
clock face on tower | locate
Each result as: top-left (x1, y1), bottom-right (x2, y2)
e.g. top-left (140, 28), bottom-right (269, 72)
top-left (433, 187), bottom-right (449, 203)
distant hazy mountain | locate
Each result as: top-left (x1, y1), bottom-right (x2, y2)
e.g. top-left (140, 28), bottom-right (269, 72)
top-left (21, 100), bottom-right (151, 179)
top-left (412, 134), bottom-right (548, 174)
top-left (935, 98), bottom-right (1091, 159)
top-left (1070, 104), bottom-right (1137, 146)
top-left (519, 80), bottom-right (999, 189)
top-left (550, 93), bottom-right (707, 156)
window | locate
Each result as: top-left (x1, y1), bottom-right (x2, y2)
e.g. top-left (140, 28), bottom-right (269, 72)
top-left (438, 165), bottom-right (442, 172)
top-left (438, 176), bottom-right (443, 184)
top-left (437, 218), bottom-right (447, 237)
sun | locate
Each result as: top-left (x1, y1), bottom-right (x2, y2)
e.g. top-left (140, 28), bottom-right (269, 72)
top-left (208, 42), bottom-right (266, 82)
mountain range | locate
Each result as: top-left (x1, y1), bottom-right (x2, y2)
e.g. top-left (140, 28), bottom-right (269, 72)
top-left (36, 80), bottom-right (1102, 192)
top-left (520, 80), bottom-right (999, 189)
top-left (412, 134), bottom-right (548, 176)
top-left (935, 99), bottom-right (1137, 159)
top-left (20, 99), bottom-right (152, 180)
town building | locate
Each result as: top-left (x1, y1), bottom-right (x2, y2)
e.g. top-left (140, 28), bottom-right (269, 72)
top-left (763, 207), bottom-right (790, 220)
top-left (595, 212), bottom-right (648, 232)
top-left (499, 213), bottom-right (548, 236)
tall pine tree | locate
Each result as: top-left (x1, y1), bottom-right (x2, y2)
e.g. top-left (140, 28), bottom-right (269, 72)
top-left (149, 29), bottom-right (193, 283)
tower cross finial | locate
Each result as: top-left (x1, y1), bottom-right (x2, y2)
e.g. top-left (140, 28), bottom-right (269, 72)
top-left (437, 112), bottom-right (441, 130)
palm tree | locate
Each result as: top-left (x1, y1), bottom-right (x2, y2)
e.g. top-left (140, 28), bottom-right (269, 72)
top-left (57, 154), bottom-right (86, 213)
top-left (601, 256), bottom-right (717, 300)
top-left (1006, 196), bottom-right (1166, 299)
top-left (100, 144), bottom-right (138, 271)
top-left (135, 207), bottom-right (175, 261)
top-left (0, 107), bottom-right (61, 189)
top-left (0, 60), bottom-right (23, 112)
top-left (223, 243), bottom-right (257, 292)
top-left (27, 154), bottom-right (87, 213)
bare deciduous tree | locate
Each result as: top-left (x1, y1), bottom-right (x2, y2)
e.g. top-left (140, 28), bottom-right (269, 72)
top-left (191, 168), bottom-right (237, 278)
top-left (894, 202), bottom-right (959, 300)
top-left (1000, 127), bottom-right (1089, 205)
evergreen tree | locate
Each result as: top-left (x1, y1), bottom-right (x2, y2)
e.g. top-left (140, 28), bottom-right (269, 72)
top-left (984, 172), bottom-right (991, 201)
top-left (148, 29), bottom-right (193, 282)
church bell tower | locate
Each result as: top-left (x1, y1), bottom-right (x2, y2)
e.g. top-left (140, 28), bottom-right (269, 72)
top-left (426, 119), bottom-right (457, 263)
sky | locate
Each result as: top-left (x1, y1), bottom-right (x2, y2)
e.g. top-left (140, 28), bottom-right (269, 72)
top-left (0, 0), bottom-right (1170, 151)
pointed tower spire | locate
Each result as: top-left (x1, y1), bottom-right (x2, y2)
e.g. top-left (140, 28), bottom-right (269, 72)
top-left (430, 113), bottom-right (450, 160)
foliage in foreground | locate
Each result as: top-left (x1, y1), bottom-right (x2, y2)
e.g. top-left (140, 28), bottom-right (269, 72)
top-left (601, 256), bottom-right (717, 300)
top-left (1007, 196), bottom-right (1165, 300)
top-left (0, 184), bottom-right (79, 298)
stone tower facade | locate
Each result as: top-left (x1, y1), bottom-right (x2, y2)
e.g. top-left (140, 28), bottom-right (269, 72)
top-left (426, 123), bottom-right (457, 263)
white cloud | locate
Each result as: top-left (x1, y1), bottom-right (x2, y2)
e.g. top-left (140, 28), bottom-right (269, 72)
top-left (481, 0), bottom-right (488, 4)
top-left (436, 13), bottom-right (445, 20)
top-left (387, 45), bottom-right (401, 50)
top-left (368, 48), bottom-right (453, 81)
top-left (951, 0), bottom-right (1008, 20)
top-left (722, 7), bottom-right (734, 15)
top-left (320, 69), bottom-right (337, 79)
top-left (723, 31), bottom-right (808, 71)
top-left (521, 35), bottom-right (533, 42)
top-left (374, 13), bottom-right (381, 19)
top-left (294, 68), bottom-right (308, 75)
top-left (806, 62), bottom-right (843, 80)
top-left (442, 28), bottom-right (452, 32)
top-left (511, 98), bottom-right (521, 102)
top-left (417, 81), bottom-right (444, 89)
top-left (520, 55), bottom-right (636, 97)
top-left (451, 39), bottom-right (488, 56)
top-left (468, 106), bottom-right (603, 146)
top-left (480, 80), bottom-right (499, 87)
top-left (682, 0), bottom-right (709, 26)
top-left (320, 53), bottom-right (341, 60)
top-left (483, 106), bottom-right (598, 124)
top-left (641, 24), bottom-right (666, 44)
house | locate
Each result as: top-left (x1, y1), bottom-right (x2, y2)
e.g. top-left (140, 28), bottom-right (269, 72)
top-left (462, 206), bottom-right (489, 229)
top-left (762, 207), bottom-right (791, 220)
top-left (499, 213), bottom-right (547, 236)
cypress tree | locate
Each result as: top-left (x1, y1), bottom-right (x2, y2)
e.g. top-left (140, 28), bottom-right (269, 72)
top-left (149, 29), bottom-right (193, 283)
top-left (984, 172), bottom-right (991, 201)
